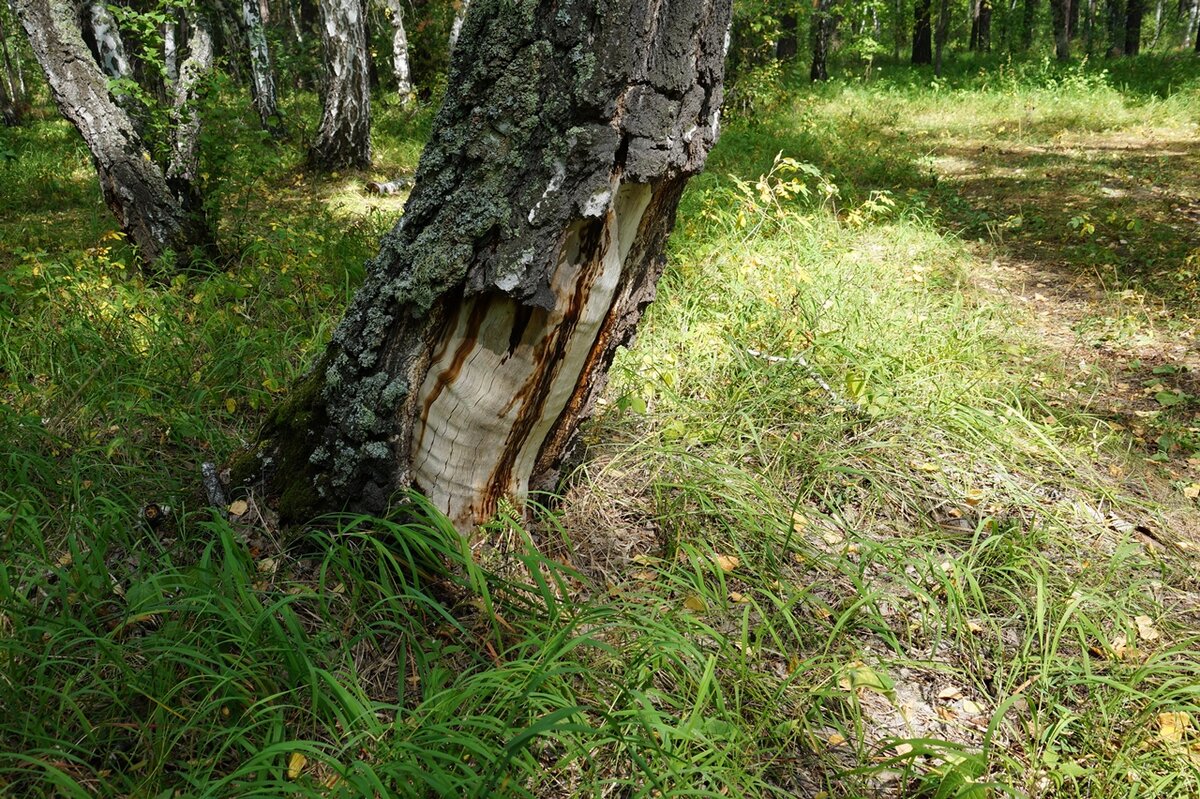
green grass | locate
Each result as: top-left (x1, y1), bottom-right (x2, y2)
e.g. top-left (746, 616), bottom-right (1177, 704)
top-left (3, 55), bottom-right (1200, 797)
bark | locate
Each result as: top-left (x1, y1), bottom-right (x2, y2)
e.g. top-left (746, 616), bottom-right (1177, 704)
top-left (1124, 0), bottom-right (1142, 52)
top-left (970, 0), bottom-right (992, 48)
top-left (167, 13), bottom-right (214, 221)
top-left (1195, 7), bottom-right (1200, 48)
top-left (448, 0), bottom-right (469, 51)
top-left (382, 0), bottom-right (413, 104)
top-left (236, 0), bottom-right (731, 530)
top-left (893, 0), bottom-right (905, 57)
top-left (0, 10), bottom-right (21, 124)
top-left (163, 19), bottom-right (178, 84)
top-left (309, 0), bottom-right (370, 169)
top-left (1053, 0), bottom-right (1072, 58)
top-left (1186, 0), bottom-right (1198, 48)
top-left (85, 1), bottom-right (131, 82)
top-left (934, 0), bottom-right (950, 74)
top-left (366, 176), bottom-right (411, 194)
top-left (243, 0), bottom-right (284, 133)
top-left (14, 0), bottom-right (210, 265)
top-left (776, 12), bottom-right (798, 59)
top-left (1021, 0), bottom-right (1038, 48)
top-left (1069, 0), bottom-right (1080, 36)
top-left (0, 61), bottom-right (15, 125)
top-left (913, 0), bottom-right (933, 62)
top-left (810, 0), bottom-right (836, 80)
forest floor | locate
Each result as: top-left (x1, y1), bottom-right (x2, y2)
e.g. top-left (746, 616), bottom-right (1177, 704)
top-left (3, 56), bottom-right (1200, 798)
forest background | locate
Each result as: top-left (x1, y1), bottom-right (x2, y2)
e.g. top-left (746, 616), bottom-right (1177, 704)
top-left (2, 0), bottom-right (1200, 795)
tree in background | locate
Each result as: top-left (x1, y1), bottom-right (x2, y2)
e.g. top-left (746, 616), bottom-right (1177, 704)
top-left (913, 0), bottom-right (934, 62)
top-left (811, 0), bottom-right (838, 79)
top-left (1053, 0), bottom-right (1072, 57)
top-left (934, 0), bottom-right (950, 72)
top-left (379, 0), bottom-right (414, 105)
top-left (242, 0), bottom-right (284, 133)
top-left (13, 0), bottom-right (214, 265)
top-left (233, 0), bottom-right (731, 530)
top-left (309, 0), bottom-right (371, 169)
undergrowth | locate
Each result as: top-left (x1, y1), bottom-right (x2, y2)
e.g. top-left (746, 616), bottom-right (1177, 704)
top-left (2, 57), bottom-right (1200, 797)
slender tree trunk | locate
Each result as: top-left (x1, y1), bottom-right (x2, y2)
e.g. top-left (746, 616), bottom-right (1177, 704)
top-left (0, 59), bottom-right (15, 125)
top-left (382, 0), bottom-right (413, 104)
top-left (235, 0), bottom-right (731, 530)
top-left (0, 11), bottom-right (21, 124)
top-left (309, 0), bottom-right (370, 169)
top-left (243, 0), bottom-right (284, 133)
top-left (913, 0), bottom-right (934, 62)
top-left (1069, 0), bottom-right (1080, 36)
top-left (1150, 0), bottom-right (1164, 47)
top-left (776, 12), bottom-right (798, 59)
top-left (934, 0), bottom-right (950, 74)
top-left (1124, 0), bottom-right (1142, 52)
top-left (448, 0), bottom-right (469, 52)
top-left (1185, 0), bottom-right (1199, 47)
top-left (1021, 0), bottom-right (1038, 48)
top-left (970, 0), bottom-right (980, 47)
top-left (14, 0), bottom-right (210, 265)
top-left (1195, 7), bottom-right (1200, 48)
top-left (894, 0), bottom-right (905, 57)
top-left (167, 13), bottom-right (214, 225)
top-left (1054, 0), bottom-right (1072, 57)
top-left (810, 0), bottom-right (836, 80)
top-left (163, 18), bottom-right (178, 84)
top-left (1085, 0), bottom-right (1097, 51)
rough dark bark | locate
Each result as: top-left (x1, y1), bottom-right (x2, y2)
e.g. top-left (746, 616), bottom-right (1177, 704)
top-left (810, 0), bottom-right (837, 80)
top-left (309, 0), bottom-right (370, 169)
top-left (1053, 0), bottom-right (1072, 58)
top-left (934, 0), bottom-right (950, 73)
top-left (970, 0), bottom-right (992, 48)
top-left (14, 0), bottom-right (210, 265)
top-left (1020, 0), bottom-right (1038, 48)
top-left (243, 0), bottom-right (284, 133)
top-left (235, 0), bottom-right (731, 530)
top-left (1124, 0), bottom-right (1142, 52)
top-left (913, 0), bottom-right (933, 62)
top-left (776, 12), bottom-right (798, 59)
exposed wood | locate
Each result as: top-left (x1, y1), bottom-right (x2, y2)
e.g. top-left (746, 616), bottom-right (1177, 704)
top-left (365, 176), bottom-right (412, 194)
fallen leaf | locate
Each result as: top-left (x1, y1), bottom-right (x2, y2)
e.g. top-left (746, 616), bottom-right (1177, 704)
top-left (1158, 712), bottom-right (1191, 744)
top-left (1185, 484), bottom-right (1200, 499)
top-left (713, 554), bottom-right (740, 573)
top-left (683, 595), bottom-right (707, 612)
top-left (792, 512), bottom-right (809, 533)
top-left (826, 733), bottom-right (846, 746)
top-left (938, 685), bottom-right (963, 700)
top-left (962, 699), bottom-right (984, 715)
top-left (729, 591), bottom-right (750, 604)
top-left (1136, 615), bottom-right (1161, 642)
top-left (287, 752), bottom-right (307, 780)
top-left (967, 620), bottom-right (984, 633)
top-left (228, 499), bottom-right (249, 516)
top-left (964, 488), bottom-right (986, 506)
top-left (632, 570), bottom-right (657, 581)
top-left (257, 557), bottom-right (279, 575)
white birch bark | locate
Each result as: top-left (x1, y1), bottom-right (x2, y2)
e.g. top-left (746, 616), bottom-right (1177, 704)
top-left (243, 0), bottom-right (282, 132)
top-left (310, 0), bottom-right (370, 168)
top-left (168, 13), bottom-right (214, 210)
top-left (1187, 0), bottom-right (1200, 48)
top-left (448, 0), bottom-right (468, 51)
top-left (163, 19), bottom-right (177, 84)
top-left (382, 0), bottom-right (412, 105)
top-left (88, 1), bottom-right (131, 81)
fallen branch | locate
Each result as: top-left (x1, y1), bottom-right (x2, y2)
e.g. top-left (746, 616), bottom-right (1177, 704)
top-left (365, 176), bottom-right (413, 195)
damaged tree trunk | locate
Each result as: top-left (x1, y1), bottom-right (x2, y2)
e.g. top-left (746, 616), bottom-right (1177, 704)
top-left (236, 0), bottom-right (731, 531)
top-left (14, 0), bottom-right (211, 265)
top-left (309, 0), bottom-right (370, 169)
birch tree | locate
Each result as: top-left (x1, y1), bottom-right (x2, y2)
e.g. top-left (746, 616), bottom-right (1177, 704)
top-left (232, 0), bottom-right (732, 530)
top-left (309, 0), bottom-right (370, 169)
top-left (381, 0), bottom-right (413, 105)
top-left (14, 0), bottom-right (214, 264)
top-left (243, 0), bottom-right (284, 133)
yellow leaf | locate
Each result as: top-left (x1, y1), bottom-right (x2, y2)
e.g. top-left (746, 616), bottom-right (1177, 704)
top-left (1158, 712), bottom-right (1191, 744)
top-left (225, 398), bottom-right (237, 414)
top-left (228, 499), bottom-right (249, 516)
top-left (729, 591), bottom-right (750, 604)
top-left (962, 699), bottom-right (984, 715)
top-left (1136, 615), bottom-right (1161, 642)
top-left (937, 685), bottom-right (963, 700)
top-left (257, 557), bottom-right (279, 575)
top-left (826, 733), bottom-right (846, 747)
top-left (791, 512), bottom-right (809, 533)
top-left (287, 752), bottom-right (307, 780)
top-left (713, 554), bottom-right (740, 573)
top-left (1185, 484), bottom-right (1200, 499)
top-left (682, 595), bottom-right (707, 612)
top-left (964, 488), bottom-right (986, 506)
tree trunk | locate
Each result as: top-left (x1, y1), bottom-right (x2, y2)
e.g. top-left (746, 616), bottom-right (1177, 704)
top-left (0, 10), bottom-right (21, 124)
top-left (243, 0), bottom-right (284, 133)
top-left (1053, 0), bottom-right (1072, 58)
top-left (1124, 0), bottom-right (1142, 52)
top-left (309, 0), bottom-right (370, 169)
top-left (167, 12), bottom-right (214, 224)
top-left (934, 0), bottom-right (950, 74)
top-left (1021, 0), bottom-right (1038, 48)
top-left (1069, 0), bottom-right (1080, 37)
top-left (913, 0), bottom-right (933, 62)
top-left (163, 18), bottom-right (178, 84)
top-left (810, 0), bottom-right (836, 80)
top-left (14, 0), bottom-right (210, 265)
top-left (970, 0), bottom-right (992, 48)
top-left (1185, 0), bottom-right (1198, 48)
top-left (85, 1), bottom-right (131, 82)
top-left (776, 12), bottom-right (798, 59)
top-left (382, 0), bottom-right (413, 105)
top-left (234, 0), bottom-right (731, 531)
top-left (448, 0), bottom-right (469, 52)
